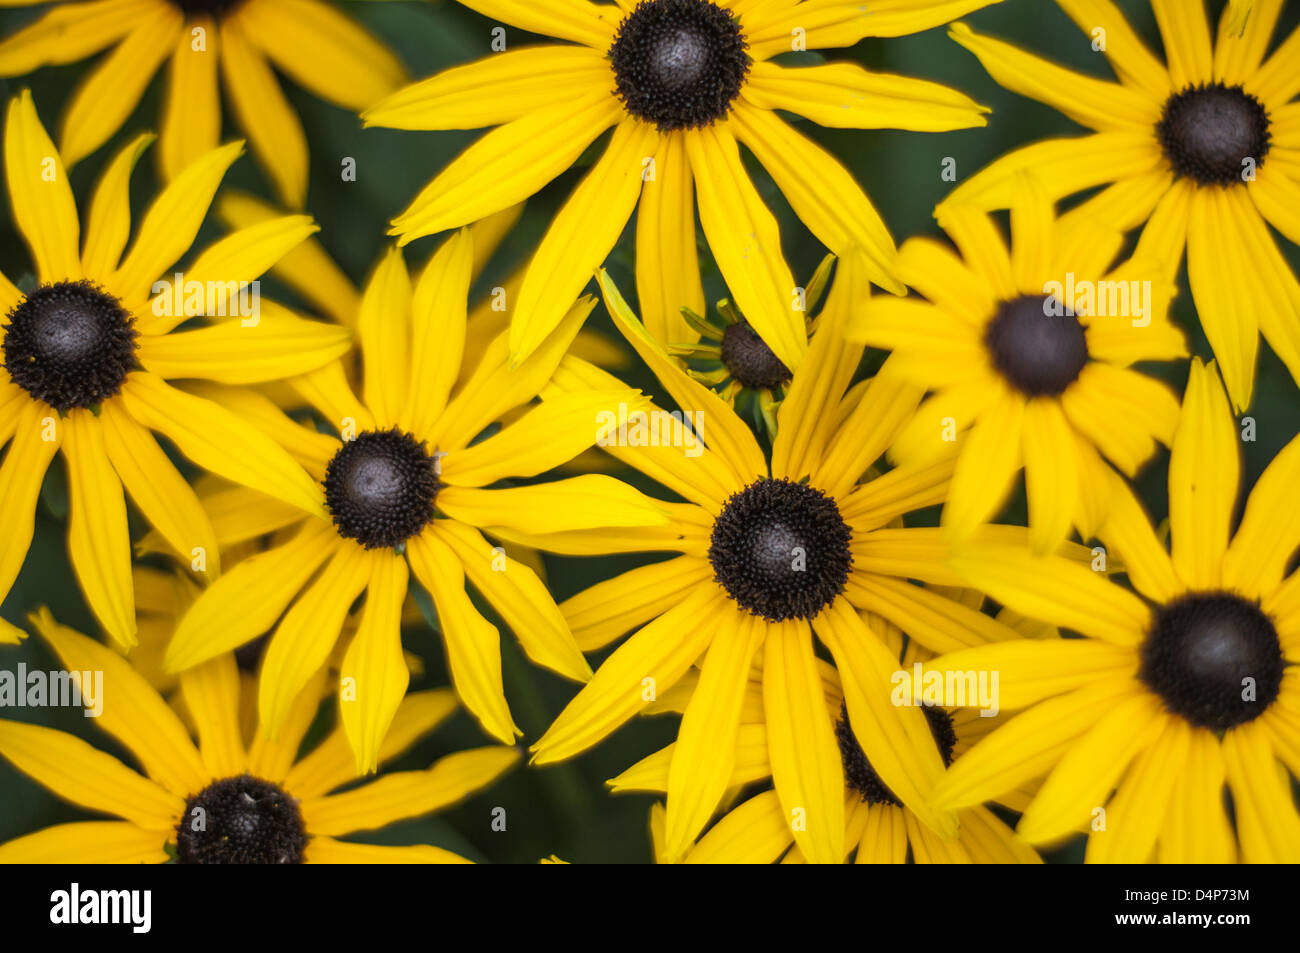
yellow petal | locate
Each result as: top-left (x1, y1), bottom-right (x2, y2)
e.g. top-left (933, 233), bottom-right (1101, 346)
top-left (304, 747), bottom-right (519, 836)
top-left (436, 475), bottom-right (670, 535)
top-left (0, 719), bottom-right (182, 829)
top-left (158, 16), bottom-right (220, 181)
top-left (635, 131), bottom-right (703, 346)
top-left (5, 89), bottom-right (80, 280)
top-left (121, 372), bottom-right (325, 517)
top-left (166, 520), bottom-right (335, 672)
top-left (0, 821), bottom-right (167, 864)
top-left (532, 586), bottom-right (724, 764)
top-left (430, 520), bottom-right (590, 683)
top-left (178, 653), bottom-right (245, 779)
top-left (80, 131), bottom-right (153, 277)
top-left (401, 228), bottom-right (473, 438)
top-left (218, 18), bottom-right (308, 207)
top-left (407, 532), bottom-right (517, 745)
top-left (258, 541), bottom-right (371, 738)
top-left (663, 614), bottom-right (763, 861)
top-left (58, 8), bottom-right (180, 166)
top-left (763, 618), bottom-right (845, 864)
top-left (63, 410), bottom-right (135, 647)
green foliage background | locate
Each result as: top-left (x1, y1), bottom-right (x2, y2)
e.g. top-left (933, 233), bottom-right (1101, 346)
top-left (0, 0), bottom-right (1296, 863)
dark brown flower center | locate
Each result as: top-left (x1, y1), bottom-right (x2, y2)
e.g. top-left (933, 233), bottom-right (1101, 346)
top-left (609, 0), bottom-right (749, 131)
top-left (837, 701), bottom-right (957, 806)
top-left (985, 294), bottom-right (1088, 397)
top-left (709, 477), bottom-right (851, 621)
top-left (1140, 592), bottom-right (1283, 731)
top-left (3, 280), bottom-right (138, 412)
top-left (324, 428), bottom-right (439, 550)
top-left (720, 320), bottom-right (792, 390)
top-left (1156, 83), bottom-right (1270, 187)
top-left (176, 774), bottom-right (306, 864)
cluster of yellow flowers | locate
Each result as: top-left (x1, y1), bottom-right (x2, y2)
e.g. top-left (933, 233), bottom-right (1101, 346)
top-left (0, 0), bottom-right (1296, 865)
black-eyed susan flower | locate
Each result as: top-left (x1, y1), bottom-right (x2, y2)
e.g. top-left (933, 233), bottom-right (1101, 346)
top-left (927, 359), bottom-right (1300, 862)
top-left (518, 261), bottom-right (1029, 865)
top-left (0, 0), bottom-right (404, 206)
top-left (848, 183), bottom-right (1188, 555)
top-left (0, 91), bottom-right (347, 649)
top-left (363, 0), bottom-right (1001, 367)
top-left (944, 0), bottom-right (1300, 411)
top-left (0, 609), bottom-right (516, 863)
top-left (617, 616), bottom-right (1042, 863)
top-left (163, 231), bottom-right (671, 773)
top-left (669, 254), bottom-right (833, 439)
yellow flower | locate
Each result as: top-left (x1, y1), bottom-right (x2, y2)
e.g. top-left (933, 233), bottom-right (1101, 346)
top-left (849, 181), bottom-right (1188, 554)
top-left (363, 0), bottom-right (1001, 367)
top-left (0, 609), bottom-right (517, 863)
top-left (943, 0), bottom-right (1300, 411)
top-left (623, 618), bottom-right (1042, 863)
top-left (0, 91), bottom-right (347, 648)
top-left (669, 254), bottom-right (833, 439)
top-left (162, 231), bottom-right (671, 773)
top-left (519, 260), bottom-right (1030, 865)
top-left (928, 360), bottom-right (1300, 862)
top-left (0, 0), bottom-right (405, 206)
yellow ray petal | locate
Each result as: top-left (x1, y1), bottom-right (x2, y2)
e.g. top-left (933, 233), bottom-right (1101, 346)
top-left (682, 790), bottom-right (792, 864)
top-left (407, 532), bottom-right (516, 745)
top-left (165, 520), bottom-right (335, 672)
top-left (561, 555), bottom-right (713, 653)
top-left (684, 123), bottom-right (806, 370)
top-left (5, 89), bottom-right (80, 280)
top-left (1084, 714), bottom-right (1189, 863)
top-left (0, 719), bottom-right (182, 829)
top-left (356, 246), bottom-right (412, 428)
top-left (1151, 0), bottom-right (1214, 89)
top-left (532, 585), bottom-right (724, 764)
top-left (635, 131), bottom-right (703, 346)
top-left (949, 21), bottom-right (1156, 131)
top-left (304, 746), bottom-right (519, 836)
top-left (663, 614), bottom-right (763, 861)
top-left (1099, 472), bottom-right (1181, 604)
top-left (0, 0), bottom-right (154, 75)
top-left (1158, 726), bottom-right (1235, 862)
top-left (31, 606), bottom-right (207, 796)
top-left (0, 820), bottom-right (167, 864)
top-left (339, 553), bottom-right (412, 773)
top-left (1022, 397), bottom-right (1077, 555)
top-left (1168, 359), bottom-right (1238, 590)
top-left (436, 475), bottom-right (669, 535)
top-left (455, 0), bottom-right (616, 48)
top-left (138, 313), bottom-right (351, 385)
top-left (763, 618), bottom-right (845, 863)
top-left (440, 389), bottom-right (648, 488)
top-left (363, 44), bottom-right (607, 130)
top-left (1222, 721), bottom-right (1300, 863)
top-left (932, 677), bottom-right (1143, 810)
top-left (63, 410), bottom-right (135, 648)
top-left (401, 228), bottom-right (473, 439)
top-left (814, 599), bottom-right (955, 837)
top-left (80, 131), bottom-right (153, 278)
top-left (103, 400), bottom-right (219, 577)
top-left (218, 18), bottom-right (308, 208)
top-left (121, 372), bottom-right (325, 517)
top-left (430, 520), bottom-right (590, 683)
top-left (304, 837), bottom-right (471, 864)
top-left (234, 0), bottom-right (404, 110)
top-left (178, 653), bottom-right (245, 780)
top-left (509, 120), bottom-right (656, 364)
top-left (0, 402), bottom-right (62, 604)
top-left (158, 16), bottom-right (220, 181)
top-left (285, 689), bottom-right (459, 799)
top-left (258, 541), bottom-right (371, 738)
top-left (942, 392), bottom-right (1024, 541)
top-left (948, 542), bottom-right (1149, 645)
top-left (729, 102), bottom-right (900, 292)
top-left (1054, 0), bottom-right (1172, 98)
top-left (112, 139), bottom-right (243, 298)
top-left (58, 7), bottom-right (180, 167)
top-left (1015, 692), bottom-right (1164, 843)
top-left (390, 92), bottom-right (620, 241)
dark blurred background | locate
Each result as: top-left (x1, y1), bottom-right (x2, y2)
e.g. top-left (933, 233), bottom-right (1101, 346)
top-left (1, 0), bottom-right (1297, 863)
